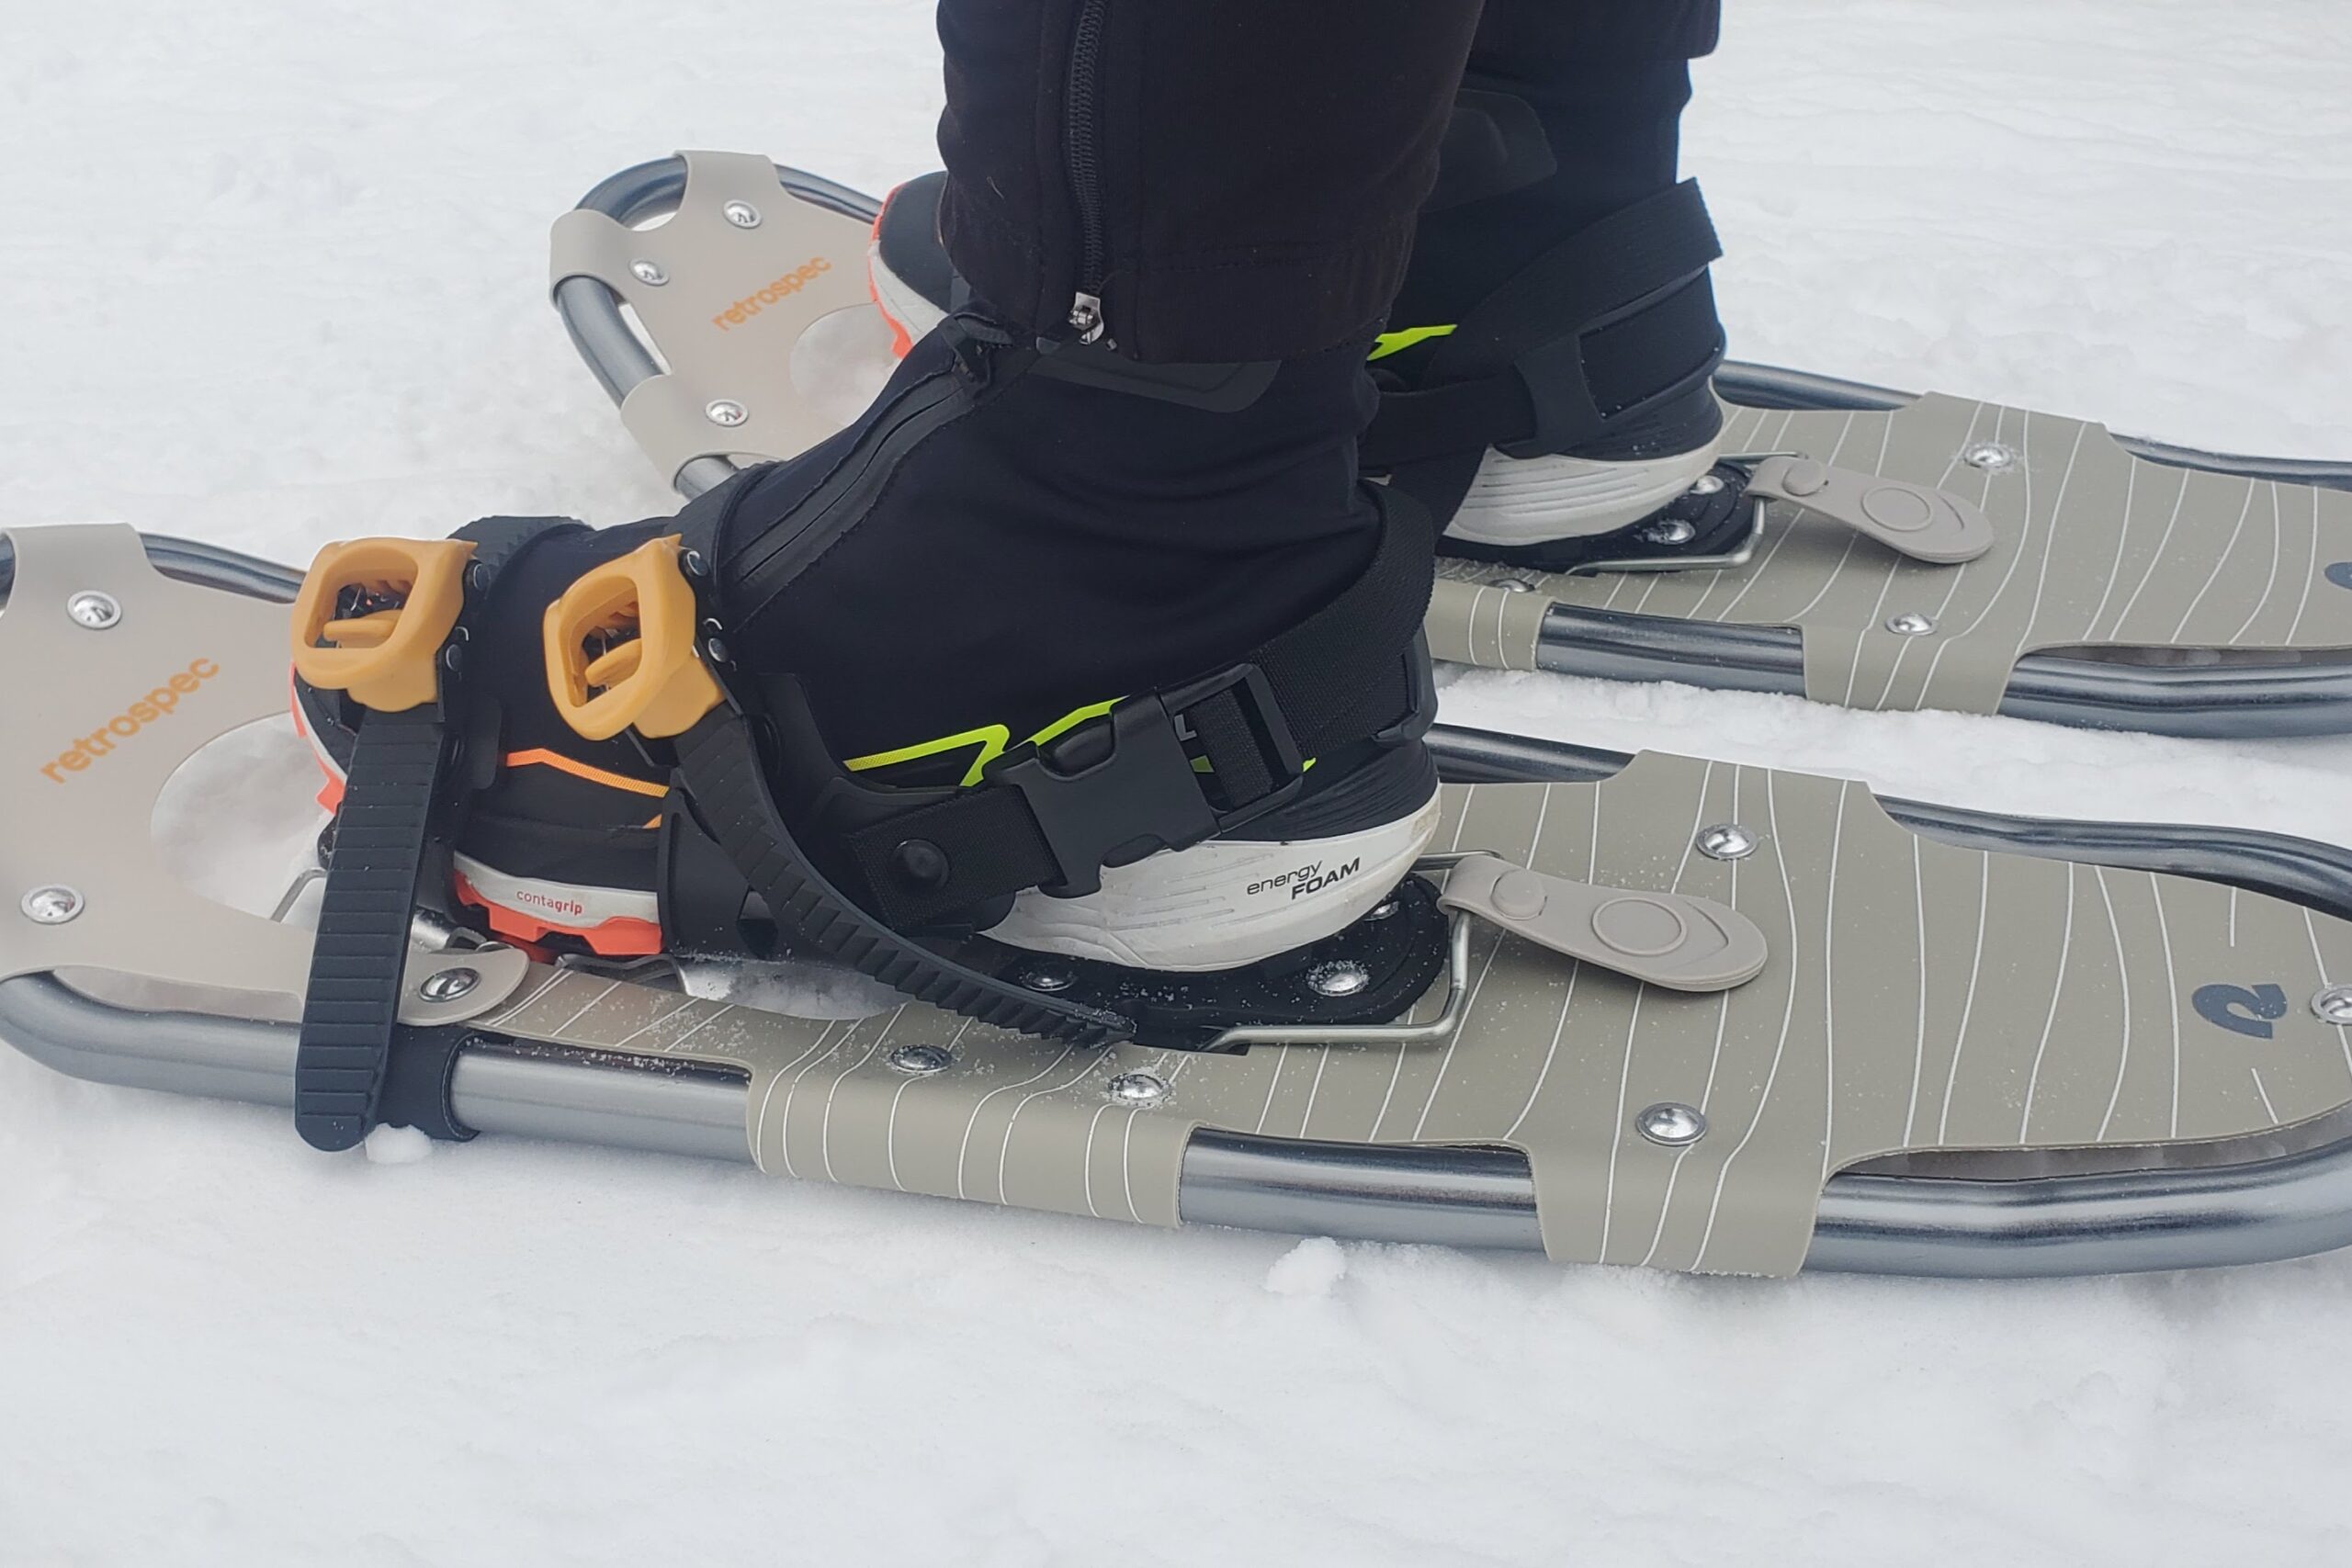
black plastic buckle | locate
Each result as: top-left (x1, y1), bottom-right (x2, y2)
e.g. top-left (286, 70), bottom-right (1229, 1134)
top-left (986, 663), bottom-right (1306, 898)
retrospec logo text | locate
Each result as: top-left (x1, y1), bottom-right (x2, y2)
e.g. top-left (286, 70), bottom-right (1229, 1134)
top-left (42, 658), bottom-right (222, 784)
top-left (713, 256), bottom-right (833, 331)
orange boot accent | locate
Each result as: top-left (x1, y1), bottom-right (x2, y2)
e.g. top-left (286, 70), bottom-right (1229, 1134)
top-left (869, 184), bottom-right (917, 361)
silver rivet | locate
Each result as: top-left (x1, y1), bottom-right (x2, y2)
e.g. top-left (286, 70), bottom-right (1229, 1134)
top-left (702, 637), bottom-right (730, 666)
top-left (706, 399), bottom-right (748, 428)
top-left (20, 886), bottom-right (84, 925)
top-left (722, 200), bottom-right (763, 229)
top-left (1307, 961), bottom-right (1371, 998)
top-left (680, 548), bottom-right (708, 580)
top-left (417, 967), bottom-right (481, 1004)
top-left (1638, 519), bottom-right (1698, 547)
top-left (1636, 1101), bottom-right (1708, 1147)
top-left (1886, 612), bottom-right (1938, 637)
top-left (1025, 965), bottom-right (1075, 994)
top-left (2315, 986), bottom-right (2352, 1026)
top-left (66, 592), bottom-right (121, 630)
top-left (629, 259), bottom-right (669, 286)
top-left (1366, 898), bottom-right (1399, 922)
top-left (1696, 824), bottom-right (1756, 862)
top-left (889, 1043), bottom-right (954, 1076)
top-left (1963, 442), bottom-right (2016, 472)
top-left (1106, 1072), bottom-right (1168, 1107)
top-left (1688, 473), bottom-right (1727, 498)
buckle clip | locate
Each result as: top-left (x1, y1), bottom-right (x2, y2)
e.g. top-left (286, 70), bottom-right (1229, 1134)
top-left (985, 663), bottom-right (1306, 897)
top-left (289, 538), bottom-right (477, 714)
top-left (542, 535), bottom-right (726, 741)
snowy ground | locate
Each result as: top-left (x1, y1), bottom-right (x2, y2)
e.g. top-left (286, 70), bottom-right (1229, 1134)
top-left (5, 1), bottom-right (2351, 1562)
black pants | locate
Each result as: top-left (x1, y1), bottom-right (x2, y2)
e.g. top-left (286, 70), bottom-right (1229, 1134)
top-left (937, 0), bottom-right (1723, 363)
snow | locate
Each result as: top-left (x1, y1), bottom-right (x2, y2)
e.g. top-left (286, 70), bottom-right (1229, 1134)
top-left (1264, 1236), bottom-right (1349, 1299)
top-left (362, 1123), bottom-right (435, 1167)
top-left (4, 0), bottom-right (2351, 1561)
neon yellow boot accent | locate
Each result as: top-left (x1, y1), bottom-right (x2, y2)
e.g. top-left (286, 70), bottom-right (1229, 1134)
top-left (1368, 324), bottom-right (1457, 362)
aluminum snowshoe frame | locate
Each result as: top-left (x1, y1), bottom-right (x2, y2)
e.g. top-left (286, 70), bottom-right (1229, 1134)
top-left (7, 524), bottom-right (2352, 1279)
top-left (549, 153), bottom-right (2352, 738)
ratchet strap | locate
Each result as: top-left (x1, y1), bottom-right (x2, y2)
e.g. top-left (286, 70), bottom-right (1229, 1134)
top-left (542, 484), bottom-right (1437, 1044)
top-left (288, 517), bottom-right (582, 1150)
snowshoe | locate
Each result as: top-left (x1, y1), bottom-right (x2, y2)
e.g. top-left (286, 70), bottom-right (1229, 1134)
top-left (551, 152), bottom-right (2352, 738)
top-left (9, 521), bottom-right (2352, 1280)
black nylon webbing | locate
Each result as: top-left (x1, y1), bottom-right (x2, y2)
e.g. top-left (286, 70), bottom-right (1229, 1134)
top-left (673, 713), bottom-right (1128, 1044)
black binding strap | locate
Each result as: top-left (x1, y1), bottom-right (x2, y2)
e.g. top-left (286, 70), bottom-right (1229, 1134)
top-left (292, 516), bottom-right (582, 1151)
top-left (830, 483), bottom-right (1436, 930)
top-left (375, 1023), bottom-right (480, 1144)
top-left (672, 704), bottom-right (1132, 1045)
top-left (647, 484), bottom-right (1434, 1045)
top-left (1363, 180), bottom-right (1726, 468)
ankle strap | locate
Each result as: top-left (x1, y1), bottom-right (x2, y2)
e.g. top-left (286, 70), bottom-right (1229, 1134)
top-left (823, 482), bottom-right (1438, 929)
top-left (1363, 180), bottom-right (1725, 468)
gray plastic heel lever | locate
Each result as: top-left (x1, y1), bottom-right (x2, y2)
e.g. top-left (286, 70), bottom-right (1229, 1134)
top-left (1747, 456), bottom-right (1996, 564)
top-left (1435, 853), bottom-right (1769, 992)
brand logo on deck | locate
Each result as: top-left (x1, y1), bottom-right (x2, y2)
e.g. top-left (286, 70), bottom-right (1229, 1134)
top-left (2193, 982), bottom-right (2290, 1040)
top-left (713, 256), bottom-right (834, 331)
top-left (42, 658), bottom-right (222, 784)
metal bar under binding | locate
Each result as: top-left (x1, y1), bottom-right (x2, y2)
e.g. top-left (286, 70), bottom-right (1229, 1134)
top-left (14, 966), bottom-right (2352, 1278)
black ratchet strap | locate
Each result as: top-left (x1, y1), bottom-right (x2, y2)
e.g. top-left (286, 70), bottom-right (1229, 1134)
top-left (292, 517), bottom-right (582, 1151)
top-left (657, 483), bottom-right (1436, 1045)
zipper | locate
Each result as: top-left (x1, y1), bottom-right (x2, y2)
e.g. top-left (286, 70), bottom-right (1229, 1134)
top-left (1062, 0), bottom-right (1110, 344)
top-left (723, 367), bottom-right (976, 612)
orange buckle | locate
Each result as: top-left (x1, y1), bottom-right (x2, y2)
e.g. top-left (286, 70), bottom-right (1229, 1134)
top-left (289, 537), bottom-right (477, 714)
top-left (543, 536), bottom-right (724, 741)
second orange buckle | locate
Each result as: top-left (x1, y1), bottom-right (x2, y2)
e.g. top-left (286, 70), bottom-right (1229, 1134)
top-left (542, 536), bottom-right (725, 741)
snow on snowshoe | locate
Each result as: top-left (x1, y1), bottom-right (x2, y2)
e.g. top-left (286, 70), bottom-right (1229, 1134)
top-left (9, 521), bottom-right (2352, 1278)
top-left (551, 152), bottom-right (2352, 738)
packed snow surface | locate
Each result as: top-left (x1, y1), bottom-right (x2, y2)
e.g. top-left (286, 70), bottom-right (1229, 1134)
top-left (4, 1), bottom-right (2351, 1561)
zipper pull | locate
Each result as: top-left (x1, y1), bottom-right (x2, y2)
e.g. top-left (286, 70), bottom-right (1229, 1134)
top-left (941, 310), bottom-right (1013, 383)
top-left (1068, 291), bottom-right (1108, 345)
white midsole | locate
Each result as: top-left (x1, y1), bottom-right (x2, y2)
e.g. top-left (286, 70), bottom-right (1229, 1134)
top-left (985, 795), bottom-right (1442, 973)
top-left (1442, 441), bottom-right (1724, 546)
top-left (453, 804), bottom-right (1438, 971)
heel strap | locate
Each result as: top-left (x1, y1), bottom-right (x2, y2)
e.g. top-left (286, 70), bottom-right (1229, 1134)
top-left (1364, 180), bottom-right (1726, 468)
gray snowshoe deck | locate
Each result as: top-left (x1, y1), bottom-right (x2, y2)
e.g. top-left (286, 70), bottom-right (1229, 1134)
top-left (548, 152), bottom-right (2352, 738)
top-left (7, 523), bottom-right (2352, 1278)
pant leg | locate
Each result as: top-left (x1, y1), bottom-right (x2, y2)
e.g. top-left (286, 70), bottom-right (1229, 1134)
top-left (935, 0), bottom-right (1486, 364)
top-left (1472, 0), bottom-right (1720, 63)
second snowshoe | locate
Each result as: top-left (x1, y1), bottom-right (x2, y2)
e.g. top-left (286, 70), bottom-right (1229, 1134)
top-left (550, 152), bottom-right (2352, 737)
